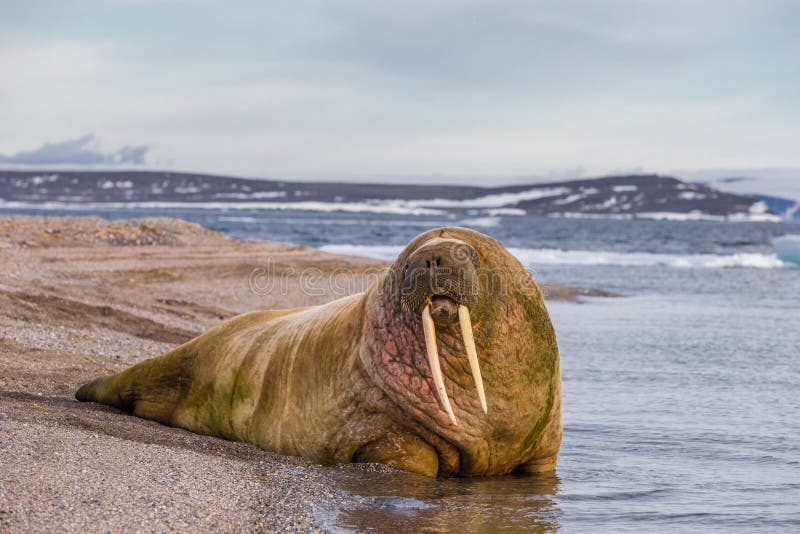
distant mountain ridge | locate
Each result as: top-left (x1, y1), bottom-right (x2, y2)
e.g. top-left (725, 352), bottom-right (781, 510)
top-left (0, 170), bottom-right (780, 222)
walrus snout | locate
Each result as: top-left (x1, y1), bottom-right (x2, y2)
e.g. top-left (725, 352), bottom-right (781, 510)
top-left (400, 237), bottom-right (480, 314)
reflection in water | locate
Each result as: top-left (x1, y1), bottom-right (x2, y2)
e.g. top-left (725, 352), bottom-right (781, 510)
top-left (329, 469), bottom-right (561, 533)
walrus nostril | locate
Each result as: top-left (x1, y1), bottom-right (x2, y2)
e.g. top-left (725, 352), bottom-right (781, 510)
top-left (424, 257), bottom-right (442, 269)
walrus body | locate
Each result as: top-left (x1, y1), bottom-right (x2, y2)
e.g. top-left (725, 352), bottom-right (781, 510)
top-left (77, 227), bottom-right (561, 477)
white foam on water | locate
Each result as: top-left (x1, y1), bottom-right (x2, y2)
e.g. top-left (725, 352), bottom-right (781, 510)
top-left (319, 244), bottom-right (790, 269)
top-left (553, 211), bottom-right (783, 223)
top-left (509, 248), bottom-right (788, 269)
top-left (637, 210), bottom-right (783, 223)
top-left (457, 216), bottom-right (501, 228)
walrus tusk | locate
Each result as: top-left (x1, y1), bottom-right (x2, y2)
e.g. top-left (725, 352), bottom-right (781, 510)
top-left (422, 304), bottom-right (458, 426)
top-left (458, 305), bottom-right (487, 414)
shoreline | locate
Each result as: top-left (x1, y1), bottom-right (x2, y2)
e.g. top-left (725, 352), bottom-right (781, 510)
top-left (0, 215), bottom-right (612, 531)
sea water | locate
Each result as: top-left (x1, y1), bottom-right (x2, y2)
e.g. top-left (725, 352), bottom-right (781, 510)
top-left (3, 206), bottom-right (799, 532)
top-left (774, 235), bottom-right (800, 266)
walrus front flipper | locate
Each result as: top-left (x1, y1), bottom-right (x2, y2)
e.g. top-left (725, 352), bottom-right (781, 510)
top-left (354, 434), bottom-right (440, 477)
top-left (75, 345), bottom-right (196, 424)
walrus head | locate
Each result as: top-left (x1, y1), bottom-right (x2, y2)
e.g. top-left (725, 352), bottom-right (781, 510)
top-left (361, 227), bottom-right (560, 476)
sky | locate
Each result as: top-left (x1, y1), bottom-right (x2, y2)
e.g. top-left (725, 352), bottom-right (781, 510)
top-left (1, 1), bottom-right (799, 197)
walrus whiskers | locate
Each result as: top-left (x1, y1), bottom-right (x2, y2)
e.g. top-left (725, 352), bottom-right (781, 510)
top-left (458, 304), bottom-right (488, 415)
top-left (421, 303), bottom-right (459, 426)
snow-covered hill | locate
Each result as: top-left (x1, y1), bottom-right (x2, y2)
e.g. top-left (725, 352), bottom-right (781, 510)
top-left (0, 171), bottom-right (780, 222)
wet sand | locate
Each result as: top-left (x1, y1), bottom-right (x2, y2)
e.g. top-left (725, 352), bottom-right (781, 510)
top-left (0, 215), bottom-right (610, 531)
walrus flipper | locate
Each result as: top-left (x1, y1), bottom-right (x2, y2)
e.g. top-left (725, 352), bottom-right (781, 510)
top-left (75, 344), bottom-right (196, 424)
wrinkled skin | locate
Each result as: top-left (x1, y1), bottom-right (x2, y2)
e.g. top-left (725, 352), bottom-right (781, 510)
top-left (76, 227), bottom-right (561, 477)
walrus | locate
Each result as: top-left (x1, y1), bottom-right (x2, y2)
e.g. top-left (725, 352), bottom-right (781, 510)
top-left (76, 227), bottom-right (561, 477)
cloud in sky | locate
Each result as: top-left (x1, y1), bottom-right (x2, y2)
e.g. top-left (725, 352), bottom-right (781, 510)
top-left (0, 1), bottom-right (798, 192)
top-left (0, 135), bottom-right (149, 166)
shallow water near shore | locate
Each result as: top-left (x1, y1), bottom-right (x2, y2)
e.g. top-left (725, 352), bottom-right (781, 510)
top-left (3, 206), bottom-right (799, 531)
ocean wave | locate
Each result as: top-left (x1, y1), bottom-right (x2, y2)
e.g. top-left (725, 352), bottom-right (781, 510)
top-left (508, 248), bottom-right (788, 269)
top-left (553, 211), bottom-right (783, 223)
top-left (319, 244), bottom-right (790, 269)
top-left (457, 216), bottom-right (501, 228)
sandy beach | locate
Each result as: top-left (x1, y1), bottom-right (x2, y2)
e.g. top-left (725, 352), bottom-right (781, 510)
top-left (0, 215), bottom-right (609, 532)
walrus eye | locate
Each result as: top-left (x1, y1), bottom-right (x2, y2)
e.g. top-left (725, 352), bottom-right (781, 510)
top-left (420, 301), bottom-right (488, 427)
